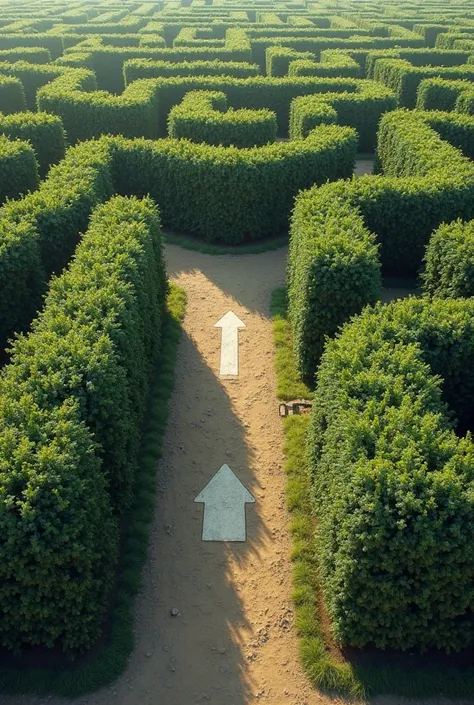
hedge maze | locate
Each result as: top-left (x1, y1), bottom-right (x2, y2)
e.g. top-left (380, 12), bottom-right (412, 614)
top-left (2, 0), bottom-right (474, 695)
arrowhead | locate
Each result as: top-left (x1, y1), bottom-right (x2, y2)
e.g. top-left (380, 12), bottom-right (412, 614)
top-left (214, 311), bottom-right (246, 329)
top-left (194, 464), bottom-right (255, 505)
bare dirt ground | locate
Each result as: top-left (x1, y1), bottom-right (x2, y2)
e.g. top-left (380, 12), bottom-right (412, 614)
top-left (1, 245), bottom-right (468, 705)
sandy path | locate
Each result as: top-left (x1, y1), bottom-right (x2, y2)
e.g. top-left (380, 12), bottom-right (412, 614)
top-left (1, 245), bottom-right (469, 705)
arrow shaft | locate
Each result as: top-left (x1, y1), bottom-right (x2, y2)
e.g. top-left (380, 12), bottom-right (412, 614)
top-left (202, 502), bottom-right (247, 542)
top-left (219, 326), bottom-right (239, 376)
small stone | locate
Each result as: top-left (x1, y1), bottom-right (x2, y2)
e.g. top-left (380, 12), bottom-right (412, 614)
top-left (169, 666), bottom-right (176, 673)
top-left (163, 645), bottom-right (169, 652)
top-left (218, 647), bottom-right (226, 654)
top-left (170, 607), bottom-right (180, 617)
top-left (146, 652), bottom-right (152, 658)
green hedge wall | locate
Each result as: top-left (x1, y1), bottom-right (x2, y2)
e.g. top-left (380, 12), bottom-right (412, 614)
top-left (0, 74), bottom-right (26, 114)
top-left (0, 193), bottom-right (166, 652)
top-left (373, 58), bottom-right (474, 108)
top-left (365, 48), bottom-right (472, 79)
top-left (288, 49), bottom-right (362, 78)
top-left (288, 109), bottom-right (474, 382)
top-left (0, 47), bottom-right (51, 64)
top-left (0, 112), bottom-right (66, 176)
top-left (150, 75), bottom-right (359, 136)
top-left (0, 34), bottom-right (64, 59)
top-left (289, 80), bottom-right (396, 151)
top-left (64, 27), bottom-right (253, 92)
top-left (37, 71), bottom-right (160, 143)
top-left (37, 71), bottom-right (359, 140)
top-left (416, 77), bottom-right (474, 112)
top-left (423, 218), bottom-right (474, 298)
top-left (251, 35), bottom-right (424, 72)
top-left (0, 135), bottom-right (38, 204)
top-left (168, 89), bottom-right (277, 147)
top-left (309, 296), bottom-right (474, 651)
top-left (0, 123), bottom-right (355, 352)
top-left (265, 46), bottom-right (316, 77)
top-left (0, 61), bottom-right (75, 110)
top-left (124, 58), bottom-right (260, 82)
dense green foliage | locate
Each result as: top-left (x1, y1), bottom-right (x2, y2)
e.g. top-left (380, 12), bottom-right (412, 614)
top-left (0, 194), bottom-right (167, 652)
top-left (0, 74), bottom-right (26, 113)
top-left (309, 296), bottom-right (474, 651)
top-left (289, 80), bottom-right (396, 151)
top-left (124, 58), bottom-right (259, 82)
top-left (0, 112), bottom-right (66, 176)
top-left (288, 50), bottom-right (362, 78)
top-left (0, 135), bottom-right (38, 204)
top-left (374, 58), bottom-right (474, 108)
top-left (168, 89), bottom-right (277, 147)
top-left (288, 109), bottom-right (474, 382)
top-left (423, 219), bottom-right (474, 298)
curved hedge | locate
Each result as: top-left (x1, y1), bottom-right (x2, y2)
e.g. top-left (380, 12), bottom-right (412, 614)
top-left (310, 296), bottom-right (474, 651)
top-left (289, 80), bottom-right (396, 151)
top-left (0, 135), bottom-right (38, 204)
top-left (0, 112), bottom-right (66, 176)
top-left (416, 77), bottom-right (474, 115)
top-left (167, 90), bottom-right (277, 147)
top-left (0, 74), bottom-right (26, 114)
top-left (423, 218), bottom-right (474, 298)
top-left (288, 50), bottom-right (362, 78)
top-left (0, 124), bottom-right (356, 352)
top-left (37, 71), bottom-right (360, 140)
top-left (288, 109), bottom-right (474, 382)
top-left (373, 58), bottom-right (474, 108)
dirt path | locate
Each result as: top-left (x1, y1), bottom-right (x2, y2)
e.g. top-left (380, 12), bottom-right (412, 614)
top-left (2, 245), bottom-right (469, 705)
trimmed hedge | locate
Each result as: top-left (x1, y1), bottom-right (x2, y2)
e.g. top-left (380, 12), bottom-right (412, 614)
top-left (266, 46), bottom-right (316, 77)
top-left (289, 80), bottom-right (396, 151)
top-left (149, 75), bottom-right (359, 136)
top-left (0, 124), bottom-right (355, 352)
top-left (37, 71), bottom-right (359, 140)
top-left (168, 90), bottom-right (277, 147)
top-left (37, 71), bottom-right (160, 143)
top-left (310, 296), bottom-right (474, 651)
top-left (0, 112), bottom-right (66, 176)
top-left (0, 47), bottom-right (51, 64)
top-left (251, 35), bottom-right (424, 72)
top-left (124, 58), bottom-right (260, 82)
top-left (373, 58), bottom-right (474, 108)
top-left (288, 50), bottom-right (362, 78)
top-left (365, 48), bottom-right (472, 78)
top-left (0, 193), bottom-right (167, 652)
top-left (423, 219), bottom-right (474, 298)
top-left (0, 135), bottom-right (38, 204)
top-left (0, 34), bottom-right (63, 59)
top-left (0, 61), bottom-right (73, 111)
top-left (416, 77), bottom-right (474, 112)
top-left (288, 109), bottom-right (474, 382)
top-left (0, 74), bottom-right (26, 114)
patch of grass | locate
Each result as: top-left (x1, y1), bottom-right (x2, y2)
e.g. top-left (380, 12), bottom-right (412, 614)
top-left (270, 289), bottom-right (313, 401)
top-left (164, 230), bottom-right (288, 255)
top-left (0, 283), bottom-right (187, 697)
top-left (272, 287), bottom-right (474, 701)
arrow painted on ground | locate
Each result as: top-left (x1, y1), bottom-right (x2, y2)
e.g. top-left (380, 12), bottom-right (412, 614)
top-left (214, 311), bottom-right (246, 377)
top-left (194, 464), bottom-right (255, 541)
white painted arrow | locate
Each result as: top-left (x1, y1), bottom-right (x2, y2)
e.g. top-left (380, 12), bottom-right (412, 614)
top-left (194, 464), bottom-right (255, 541)
top-left (214, 311), bottom-right (246, 377)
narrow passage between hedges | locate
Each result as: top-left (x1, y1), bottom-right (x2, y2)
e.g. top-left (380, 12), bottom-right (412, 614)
top-left (8, 245), bottom-right (460, 705)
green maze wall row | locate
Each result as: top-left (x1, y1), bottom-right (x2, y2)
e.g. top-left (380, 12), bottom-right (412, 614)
top-left (2, 0), bottom-right (474, 684)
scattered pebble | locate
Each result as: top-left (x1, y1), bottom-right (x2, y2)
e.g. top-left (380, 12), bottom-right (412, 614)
top-left (170, 607), bottom-right (180, 617)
